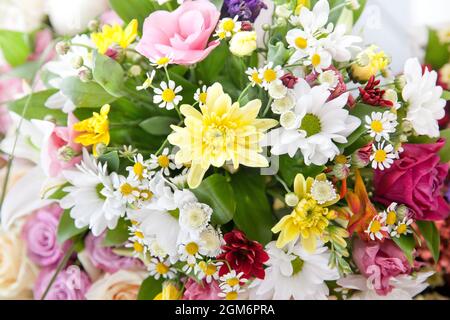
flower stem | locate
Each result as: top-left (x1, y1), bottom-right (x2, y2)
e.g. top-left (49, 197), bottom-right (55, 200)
top-left (238, 83), bottom-right (252, 103)
top-left (275, 175), bottom-right (291, 193)
top-left (262, 97), bottom-right (273, 117)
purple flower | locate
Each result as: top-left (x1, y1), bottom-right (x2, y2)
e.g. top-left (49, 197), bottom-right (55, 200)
top-left (222, 0), bottom-right (267, 22)
top-left (22, 204), bottom-right (72, 268)
top-left (85, 233), bottom-right (143, 273)
top-left (34, 265), bottom-right (91, 300)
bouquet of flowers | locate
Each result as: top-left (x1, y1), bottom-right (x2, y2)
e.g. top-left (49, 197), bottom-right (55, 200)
top-left (1, 0), bottom-right (449, 301)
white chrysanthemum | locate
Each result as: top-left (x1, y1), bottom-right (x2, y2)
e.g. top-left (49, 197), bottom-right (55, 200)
top-left (194, 85), bottom-right (208, 105)
top-left (126, 154), bottom-right (151, 181)
top-left (259, 63), bottom-right (284, 89)
top-left (310, 179), bottom-right (337, 205)
top-left (199, 226), bottom-right (224, 257)
top-left (148, 258), bottom-right (177, 280)
top-left (150, 55), bottom-right (173, 69)
top-left (286, 28), bottom-right (316, 63)
top-left (268, 82), bottom-right (288, 99)
top-left (215, 16), bottom-right (241, 39)
top-left (337, 272), bottom-right (434, 300)
top-left (179, 202), bottom-right (212, 237)
top-left (153, 80), bottom-right (183, 110)
top-left (365, 213), bottom-right (389, 241)
top-left (293, 0), bottom-right (330, 35)
top-left (265, 79), bottom-right (360, 165)
top-left (318, 70), bottom-right (339, 89)
top-left (60, 149), bottom-right (125, 236)
top-left (365, 111), bottom-right (398, 142)
top-left (219, 270), bottom-right (248, 293)
top-left (249, 242), bottom-right (339, 300)
top-left (147, 238), bottom-right (169, 259)
top-left (402, 58), bottom-right (446, 138)
top-left (391, 217), bottom-right (413, 238)
top-left (370, 142), bottom-right (397, 171)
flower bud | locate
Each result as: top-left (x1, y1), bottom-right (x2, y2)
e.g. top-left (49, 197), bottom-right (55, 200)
top-left (396, 205), bottom-right (410, 220)
top-left (395, 75), bottom-right (407, 91)
top-left (262, 24), bottom-right (271, 31)
top-left (241, 21), bottom-right (253, 32)
top-left (78, 67), bottom-right (93, 82)
top-left (333, 163), bottom-right (350, 180)
top-left (94, 143), bottom-right (107, 157)
top-left (88, 20), bottom-right (100, 32)
top-left (128, 65), bottom-right (142, 77)
top-left (280, 73), bottom-right (298, 89)
top-left (285, 193), bottom-right (299, 207)
top-left (71, 56), bottom-right (84, 69)
top-left (55, 41), bottom-right (70, 56)
top-left (280, 111), bottom-right (297, 129)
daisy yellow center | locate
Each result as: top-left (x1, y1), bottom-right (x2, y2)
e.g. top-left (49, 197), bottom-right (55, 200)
top-left (386, 211), bottom-right (397, 225)
top-left (140, 189), bottom-right (153, 201)
top-left (397, 224), bottom-right (407, 235)
top-left (134, 231), bottom-right (144, 239)
top-left (185, 242), bottom-right (199, 256)
top-left (133, 162), bottom-right (144, 178)
top-left (199, 92), bottom-right (208, 104)
top-left (199, 261), bottom-right (217, 276)
top-left (156, 262), bottom-right (169, 275)
top-left (157, 155), bottom-right (170, 168)
top-left (133, 242), bottom-right (144, 253)
top-left (299, 113), bottom-right (321, 137)
top-left (162, 89), bottom-right (176, 102)
top-left (312, 54), bottom-right (321, 67)
top-left (223, 19), bottom-right (235, 32)
top-left (226, 277), bottom-right (240, 287)
top-left (374, 149), bottom-right (387, 163)
top-left (120, 183), bottom-right (133, 195)
top-left (371, 120), bottom-right (384, 133)
top-left (225, 291), bottom-right (238, 300)
top-left (252, 72), bottom-right (262, 84)
top-left (295, 37), bottom-right (308, 49)
top-left (157, 56), bottom-right (170, 66)
top-left (335, 155), bottom-right (348, 164)
top-left (263, 69), bottom-right (277, 83)
top-left (370, 220), bottom-right (381, 233)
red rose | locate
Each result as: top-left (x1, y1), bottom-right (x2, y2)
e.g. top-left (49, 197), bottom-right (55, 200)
top-left (217, 230), bottom-right (269, 279)
top-left (374, 139), bottom-right (450, 221)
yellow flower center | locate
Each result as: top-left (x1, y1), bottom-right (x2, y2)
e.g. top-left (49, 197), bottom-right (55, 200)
top-left (295, 37), bottom-right (308, 49)
top-left (199, 92), bottom-right (208, 104)
top-left (225, 291), bottom-right (238, 300)
top-left (251, 72), bottom-right (262, 84)
top-left (199, 261), bottom-right (217, 276)
top-left (371, 120), bottom-right (384, 133)
top-left (157, 155), bottom-right (170, 168)
top-left (335, 155), bottom-right (348, 165)
top-left (133, 242), bottom-right (144, 253)
top-left (185, 242), bottom-right (199, 256)
top-left (397, 224), bottom-right (407, 235)
top-left (133, 162), bottom-right (144, 178)
top-left (226, 278), bottom-right (240, 287)
top-left (162, 89), bottom-right (176, 102)
top-left (223, 19), bottom-right (235, 32)
top-left (140, 189), bottom-right (153, 201)
top-left (370, 220), bottom-right (381, 234)
top-left (386, 211), bottom-right (397, 225)
top-left (157, 56), bottom-right (170, 66)
top-left (263, 69), bottom-right (277, 83)
top-left (312, 54), bottom-right (321, 67)
top-left (374, 150), bottom-right (387, 163)
top-left (156, 262), bottom-right (169, 275)
top-left (120, 183), bottom-right (133, 195)
top-left (134, 231), bottom-right (144, 239)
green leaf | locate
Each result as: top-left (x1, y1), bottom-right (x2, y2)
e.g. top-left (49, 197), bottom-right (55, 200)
top-left (268, 41), bottom-right (288, 67)
top-left (353, 0), bottom-right (367, 24)
top-left (139, 116), bottom-right (179, 136)
top-left (336, 8), bottom-right (354, 33)
top-left (103, 218), bottom-right (131, 246)
top-left (210, 0), bottom-right (224, 10)
top-left (109, 0), bottom-right (155, 29)
top-left (230, 169), bottom-right (274, 245)
top-left (192, 174), bottom-right (236, 225)
top-left (392, 235), bottom-right (416, 266)
top-left (98, 151), bottom-right (120, 172)
top-left (47, 183), bottom-right (70, 200)
top-left (196, 42), bottom-right (229, 85)
top-left (442, 90), bottom-right (450, 101)
top-left (417, 221), bottom-right (441, 263)
top-left (57, 209), bottom-right (88, 244)
top-left (60, 77), bottom-right (117, 108)
top-left (137, 276), bottom-right (164, 300)
top-left (279, 154), bottom-right (325, 187)
top-left (425, 28), bottom-right (450, 69)
top-left (168, 71), bottom-right (196, 104)
top-left (92, 51), bottom-right (125, 97)
top-left (7, 89), bottom-right (67, 124)
top-left (0, 29), bottom-right (31, 67)
top-left (439, 128), bottom-right (450, 162)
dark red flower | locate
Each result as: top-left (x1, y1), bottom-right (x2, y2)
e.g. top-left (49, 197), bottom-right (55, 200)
top-left (358, 76), bottom-right (393, 107)
top-left (280, 73), bottom-right (298, 89)
top-left (217, 230), bottom-right (269, 279)
top-left (240, 21), bottom-right (253, 31)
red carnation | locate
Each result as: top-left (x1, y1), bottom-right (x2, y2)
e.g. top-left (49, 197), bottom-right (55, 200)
top-left (280, 73), bottom-right (298, 89)
top-left (358, 76), bottom-right (393, 107)
top-left (217, 230), bottom-right (269, 279)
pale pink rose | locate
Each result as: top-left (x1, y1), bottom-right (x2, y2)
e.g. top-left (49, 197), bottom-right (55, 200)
top-left (136, 0), bottom-right (220, 65)
top-left (182, 279), bottom-right (222, 300)
top-left (42, 113), bottom-right (82, 178)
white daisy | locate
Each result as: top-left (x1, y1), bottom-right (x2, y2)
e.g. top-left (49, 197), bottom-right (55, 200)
top-left (147, 238), bottom-right (169, 259)
top-left (249, 241), bottom-right (339, 300)
top-left (148, 148), bottom-right (178, 176)
top-left (365, 111), bottom-right (398, 142)
top-left (126, 154), bottom-right (151, 181)
top-left (304, 46), bottom-right (332, 73)
top-left (246, 67), bottom-right (263, 87)
top-left (264, 79), bottom-right (361, 166)
top-left (148, 258), bottom-right (177, 280)
top-left (365, 213), bottom-right (389, 241)
top-left (136, 70), bottom-right (156, 91)
top-left (195, 261), bottom-right (222, 283)
top-left (215, 16), bottom-right (241, 39)
top-left (178, 202), bottom-right (213, 237)
top-left (390, 217), bottom-right (413, 238)
top-left (322, 24), bottom-right (362, 63)
top-left (153, 80), bottom-right (183, 110)
top-left (112, 174), bottom-right (140, 205)
top-left (402, 58), bottom-right (446, 138)
top-left (178, 240), bottom-right (206, 265)
top-left (150, 55), bottom-right (173, 69)
top-left (370, 142), bottom-right (397, 171)
top-left (194, 85), bottom-right (208, 105)
top-left (259, 62), bottom-right (284, 89)
top-left (286, 28), bottom-right (316, 63)
top-left (219, 270), bottom-right (248, 292)
top-left (60, 149), bottom-right (126, 236)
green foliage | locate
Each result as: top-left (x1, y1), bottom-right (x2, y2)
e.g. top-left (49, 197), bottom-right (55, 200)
top-left (425, 28), bottom-right (450, 70)
top-left (193, 174), bottom-right (236, 225)
top-left (47, 183), bottom-right (70, 201)
top-left (393, 235), bottom-right (416, 265)
top-left (417, 221), bottom-right (441, 263)
top-left (98, 151), bottom-right (120, 172)
top-left (109, 0), bottom-right (155, 30)
top-left (92, 51), bottom-right (125, 97)
top-left (196, 42), bottom-right (229, 85)
top-left (278, 154), bottom-right (325, 187)
top-left (103, 218), bottom-right (131, 246)
top-left (210, 0), bottom-right (224, 10)
top-left (443, 90), bottom-right (450, 101)
top-left (230, 169), bottom-right (274, 245)
top-left (60, 77), bottom-right (117, 108)
top-left (140, 116), bottom-right (179, 136)
top-left (137, 276), bottom-right (164, 300)
top-left (268, 42), bottom-right (289, 66)
top-left (0, 30), bottom-right (31, 67)
top-left (439, 128), bottom-right (450, 162)
top-left (57, 210), bottom-right (88, 244)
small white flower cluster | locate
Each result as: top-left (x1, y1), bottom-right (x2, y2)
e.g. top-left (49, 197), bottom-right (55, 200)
top-left (365, 203), bottom-right (413, 241)
top-left (218, 270), bottom-right (248, 300)
top-left (215, 16), bottom-right (241, 40)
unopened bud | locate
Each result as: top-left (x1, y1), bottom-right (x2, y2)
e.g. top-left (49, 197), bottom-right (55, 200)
top-left (262, 24), bottom-right (271, 31)
top-left (395, 75), bottom-right (407, 91)
top-left (55, 41), bottom-right (70, 56)
top-left (95, 143), bottom-right (107, 157)
top-left (78, 67), bottom-right (93, 82)
top-left (333, 163), bottom-right (350, 180)
top-left (285, 193), bottom-right (299, 207)
top-left (128, 65), bottom-right (142, 77)
top-left (88, 20), bottom-right (100, 32)
top-left (396, 205), bottom-right (410, 220)
top-left (71, 56), bottom-right (84, 69)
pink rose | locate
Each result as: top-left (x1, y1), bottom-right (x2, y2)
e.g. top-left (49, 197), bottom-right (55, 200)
top-left (85, 233), bottom-right (143, 274)
top-left (42, 113), bottom-right (82, 177)
top-left (34, 265), bottom-right (91, 300)
top-left (182, 279), bottom-right (222, 300)
top-left (353, 239), bottom-right (412, 296)
top-left (22, 204), bottom-right (72, 268)
top-left (374, 139), bottom-right (450, 221)
top-left (136, 0), bottom-right (220, 65)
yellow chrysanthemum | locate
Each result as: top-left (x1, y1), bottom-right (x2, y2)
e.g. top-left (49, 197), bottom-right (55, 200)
top-left (154, 282), bottom-right (181, 300)
top-left (73, 104), bottom-right (110, 157)
top-left (91, 19), bottom-right (138, 54)
top-left (351, 45), bottom-right (390, 82)
top-left (271, 173), bottom-right (340, 252)
top-left (168, 83), bottom-right (278, 189)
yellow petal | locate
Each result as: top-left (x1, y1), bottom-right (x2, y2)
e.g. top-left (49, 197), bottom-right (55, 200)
top-left (187, 164), bottom-right (209, 189)
top-left (180, 104), bottom-right (203, 120)
top-left (302, 235), bottom-right (317, 253)
top-left (294, 174), bottom-right (307, 199)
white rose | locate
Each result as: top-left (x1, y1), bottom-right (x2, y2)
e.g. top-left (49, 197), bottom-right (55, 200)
top-left (0, 223), bottom-right (39, 299)
top-left (0, 0), bottom-right (47, 32)
top-left (47, 0), bottom-right (109, 36)
top-left (85, 270), bottom-right (147, 300)
top-left (229, 31), bottom-right (258, 57)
